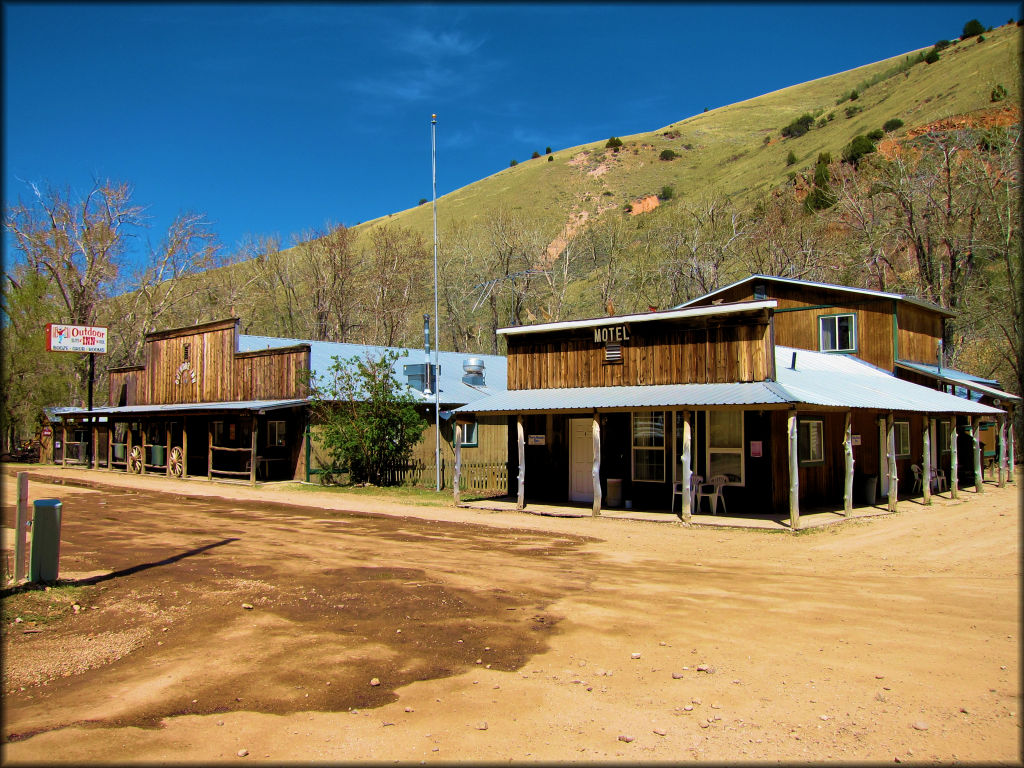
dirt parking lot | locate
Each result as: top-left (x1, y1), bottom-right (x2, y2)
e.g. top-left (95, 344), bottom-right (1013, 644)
top-left (2, 466), bottom-right (1020, 763)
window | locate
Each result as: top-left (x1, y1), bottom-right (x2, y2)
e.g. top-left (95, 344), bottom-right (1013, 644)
top-left (211, 421), bottom-right (224, 445)
top-left (798, 419), bottom-right (825, 465)
top-left (894, 421), bottom-right (910, 458)
top-left (707, 411), bottom-right (744, 484)
top-left (460, 421), bottom-right (478, 448)
top-left (268, 420), bottom-right (287, 447)
top-left (819, 313), bottom-right (856, 352)
top-left (632, 411), bottom-right (665, 483)
top-left (937, 420), bottom-right (952, 453)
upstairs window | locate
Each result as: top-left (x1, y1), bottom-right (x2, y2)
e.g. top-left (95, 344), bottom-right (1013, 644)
top-left (819, 313), bottom-right (856, 353)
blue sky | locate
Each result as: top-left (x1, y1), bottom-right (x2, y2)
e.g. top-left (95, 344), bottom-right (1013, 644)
top-left (3, 2), bottom-right (1019, 264)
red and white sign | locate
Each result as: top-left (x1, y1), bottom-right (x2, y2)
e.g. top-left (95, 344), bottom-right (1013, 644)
top-left (45, 324), bottom-right (108, 354)
top-left (41, 426), bottom-right (53, 437)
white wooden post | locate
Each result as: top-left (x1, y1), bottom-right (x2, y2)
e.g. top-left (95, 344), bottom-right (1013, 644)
top-left (1009, 411), bottom-right (1016, 484)
top-left (15, 472), bottom-right (29, 582)
top-left (950, 415), bottom-right (959, 499)
top-left (592, 413), bottom-right (602, 516)
top-left (516, 416), bottom-right (525, 510)
top-left (922, 419), bottom-right (932, 504)
top-left (788, 410), bottom-right (800, 530)
top-left (887, 412), bottom-right (898, 513)
top-left (453, 423), bottom-right (462, 506)
top-left (878, 418), bottom-right (889, 499)
top-left (972, 416), bottom-right (984, 493)
top-left (681, 410), bottom-right (692, 522)
top-left (843, 411), bottom-right (854, 516)
top-left (997, 415), bottom-right (1006, 488)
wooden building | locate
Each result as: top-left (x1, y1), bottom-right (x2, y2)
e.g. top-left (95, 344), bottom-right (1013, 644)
top-left (54, 319), bottom-right (508, 489)
top-left (454, 298), bottom-right (1010, 523)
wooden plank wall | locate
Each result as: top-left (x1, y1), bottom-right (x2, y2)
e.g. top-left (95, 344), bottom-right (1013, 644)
top-left (507, 321), bottom-right (770, 390)
top-left (896, 304), bottom-right (943, 364)
top-left (233, 348), bottom-right (309, 401)
top-left (108, 368), bottom-right (143, 406)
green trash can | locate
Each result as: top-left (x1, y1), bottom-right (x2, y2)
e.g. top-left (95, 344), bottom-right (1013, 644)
top-left (30, 499), bottom-right (62, 583)
top-left (151, 444), bottom-right (166, 467)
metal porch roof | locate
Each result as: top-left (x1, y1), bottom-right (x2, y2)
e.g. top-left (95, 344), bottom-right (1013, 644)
top-left (52, 399), bottom-right (308, 419)
top-left (895, 360), bottom-right (1019, 403)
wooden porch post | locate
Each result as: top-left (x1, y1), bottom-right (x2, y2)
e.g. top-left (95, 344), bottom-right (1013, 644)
top-left (139, 420), bottom-right (146, 475)
top-left (886, 412), bottom-right (898, 513)
top-left (972, 416), bottom-right (983, 493)
top-left (165, 422), bottom-right (172, 477)
top-left (1009, 410), bottom-right (1016, 484)
top-left (453, 423), bottom-right (462, 506)
top-left (250, 416), bottom-right (258, 486)
top-left (182, 416), bottom-right (189, 478)
top-left (950, 415), bottom-right (959, 499)
top-left (207, 421), bottom-right (213, 481)
top-left (843, 411), bottom-right (853, 517)
top-left (592, 412), bottom-right (602, 517)
top-left (788, 409), bottom-right (800, 530)
top-left (681, 410), bottom-right (692, 522)
top-left (516, 416), bottom-right (525, 510)
top-left (997, 415), bottom-right (1006, 488)
top-left (92, 420), bottom-right (100, 470)
top-left (61, 421), bottom-right (68, 468)
top-left (126, 425), bottom-right (133, 474)
top-left (106, 422), bottom-right (113, 471)
top-left (922, 419), bottom-right (932, 504)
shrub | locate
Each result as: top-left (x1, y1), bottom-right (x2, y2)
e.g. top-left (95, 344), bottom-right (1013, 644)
top-left (991, 84), bottom-right (1007, 102)
top-left (977, 35), bottom-right (985, 43)
top-left (659, 149), bottom-right (677, 161)
top-left (509, 159), bottom-right (518, 167)
top-left (531, 151), bottom-right (540, 159)
top-left (418, 198), bottom-right (427, 206)
top-left (606, 136), bottom-right (623, 151)
top-left (924, 50), bottom-right (940, 64)
top-left (602, 190), bottom-right (613, 196)
top-left (817, 151), bottom-right (832, 165)
top-left (883, 118), bottom-right (904, 132)
top-left (786, 150), bottom-right (798, 166)
top-left (659, 185), bottom-right (675, 200)
top-left (827, 112), bottom-right (835, 121)
top-left (849, 89), bottom-right (859, 101)
top-left (815, 118), bottom-right (827, 129)
top-left (545, 146), bottom-right (552, 154)
top-left (866, 128), bottom-right (884, 141)
top-left (547, 155), bottom-right (554, 162)
top-left (960, 18), bottom-right (984, 39)
top-left (933, 39), bottom-right (951, 51)
top-left (787, 171), bottom-right (797, 182)
top-left (623, 203), bottom-right (633, 213)
top-left (844, 104), bottom-right (863, 118)
top-left (780, 113), bottom-right (815, 138)
top-left (842, 135), bottom-right (876, 167)
top-left (763, 134), bottom-right (771, 145)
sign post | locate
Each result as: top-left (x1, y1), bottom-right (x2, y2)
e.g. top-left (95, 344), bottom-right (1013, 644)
top-left (45, 324), bottom-right (108, 467)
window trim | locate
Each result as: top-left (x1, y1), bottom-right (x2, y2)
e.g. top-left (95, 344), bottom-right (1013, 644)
top-left (267, 420), bottom-right (287, 447)
top-left (937, 419), bottom-right (951, 454)
top-left (460, 421), bottom-right (479, 448)
top-left (706, 410), bottom-right (745, 486)
top-left (798, 418), bottom-right (825, 466)
top-left (894, 420), bottom-right (911, 458)
top-left (631, 410), bottom-right (666, 483)
top-left (818, 312), bottom-right (857, 353)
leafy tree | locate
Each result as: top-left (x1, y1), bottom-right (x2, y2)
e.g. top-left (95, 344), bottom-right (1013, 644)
top-left (883, 118), bottom-right (904, 132)
top-left (866, 128), bottom-right (885, 141)
top-left (545, 147), bottom-right (552, 154)
top-left (933, 39), bottom-right (951, 51)
top-left (780, 114), bottom-right (815, 138)
top-left (509, 159), bottom-right (518, 167)
top-left (960, 18), bottom-right (984, 38)
top-left (419, 198), bottom-right (428, 205)
top-left (606, 136), bottom-right (623, 151)
top-left (547, 155), bottom-right (554, 162)
top-left (307, 351), bottom-right (427, 486)
top-left (924, 50), bottom-right (940, 64)
top-left (841, 135), bottom-right (876, 167)
top-left (659, 186), bottom-right (675, 201)
top-left (532, 151), bottom-right (540, 159)
top-left (659, 149), bottom-right (677, 161)
top-left (786, 150), bottom-right (798, 166)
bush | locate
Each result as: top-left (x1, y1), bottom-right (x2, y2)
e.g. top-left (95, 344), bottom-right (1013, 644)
top-left (883, 118), bottom-right (904, 132)
top-left (763, 134), bottom-right (771, 145)
top-left (924, 50), bottom-right (940, 64)
top-left (827, 112), bottom-right (835, 121)
top-left (780, 113), bottom-right (815, 139)
top-left (606, 136), bottom-right (623, 151)
top-left (842, 135), bottom-right (876, 167)
top-left (844, 104), bottom-right (863, 118)
top-left (866, 128), bottom-right (884, 141)
top-left (659, 149), bottom-right (677, 161)
top-left (531, 151), bottom-right (540, 159)
top-left (545, 146), bottom-right (552, 154)
top-left (509, 159), bottom-right (517, 167)
top-left (547, 155), bottom-right (554, 162)
top-left (804, 186), bottom-right (837, 212)
top-left (659, 185), bottom-right (675, 200)
top-left (623, 203), bottom-right (633, 213)
top-left (933, 39), bottom-right (951, 51)
top-left (418, 198), bottom-right (427, 206)
top-left (991, 84), bottom-right (1007, 102)
top-left (786, 150), bottom-right (798, 166)
top-left (961, 18), bottom-right (984, 38)
top-left (977, 35), bottom-right (985, 43)
top-left (849, 89), bottom-right (859, 101)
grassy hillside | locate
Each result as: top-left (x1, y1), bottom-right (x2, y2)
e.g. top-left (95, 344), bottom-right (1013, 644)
top-left (347, 23), bottom-right (1019, 249)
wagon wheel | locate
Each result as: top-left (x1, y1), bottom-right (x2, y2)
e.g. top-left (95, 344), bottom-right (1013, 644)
top-left (169, 446), bottom-right (184, 478)
top-left (128, 445), bottom-right (144, 473)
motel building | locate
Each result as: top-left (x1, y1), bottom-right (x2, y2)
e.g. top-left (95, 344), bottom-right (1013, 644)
top-left (452, 277), bottom-right (1017, 526)
top-left (52, 318), bottom-right (509, 490)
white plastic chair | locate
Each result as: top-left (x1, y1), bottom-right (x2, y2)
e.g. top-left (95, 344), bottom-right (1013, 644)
top-left (696, 474), bottom-right (728, 515)
top-left (930, 467), bottom-right (948, 493)
top-left (671, 474), bottom-right (702, 514)
top-left (911, 464), bottom-right (922, 494)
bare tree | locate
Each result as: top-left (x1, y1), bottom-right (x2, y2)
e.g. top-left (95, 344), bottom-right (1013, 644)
top-left (366, 223), bottom-right (428, 347)
top-left (292, 223), bottom-right (360, 342)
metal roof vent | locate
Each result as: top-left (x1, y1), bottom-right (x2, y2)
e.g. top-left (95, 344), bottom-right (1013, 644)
top-left (462, 357), bottom-right (485, 385)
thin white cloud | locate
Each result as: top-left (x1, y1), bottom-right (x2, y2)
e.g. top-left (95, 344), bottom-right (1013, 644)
top-left (394, 28), bottom-right (485, 58)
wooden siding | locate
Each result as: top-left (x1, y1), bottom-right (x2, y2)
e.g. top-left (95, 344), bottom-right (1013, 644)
top-left (896, 303), bottom-right (942, 364)
top-left (233, 348), bottom-right (310, 401)
top-left (506, 320), bottom-right (770, 390)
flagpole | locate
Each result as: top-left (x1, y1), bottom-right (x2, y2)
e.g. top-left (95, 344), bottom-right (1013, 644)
top-left (431, 113), bottom-right (441, 493)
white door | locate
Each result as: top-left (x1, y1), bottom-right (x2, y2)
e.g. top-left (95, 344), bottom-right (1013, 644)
top-left (569, 418), bottom-right (594, 502)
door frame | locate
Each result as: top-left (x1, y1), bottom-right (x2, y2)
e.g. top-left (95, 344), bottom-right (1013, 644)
top-left (568, 417), bottom-right (594, 502)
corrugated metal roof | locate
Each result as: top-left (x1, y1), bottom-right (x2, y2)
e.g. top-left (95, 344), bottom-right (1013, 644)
top-left (675, 274), bottom-right (954, 316)
top-left (238, 335), bottom-right (507, 406)
top-left (895, 361), bottom-right (1020, 403)
top-left (52, 399), bottom-right (308, 418)
top-left (456, 346), bottom-right (1003, 416)
top-left (774, 347), bottom-right (1002, 413)
top-left (453, 382), bottom-right (792, 414)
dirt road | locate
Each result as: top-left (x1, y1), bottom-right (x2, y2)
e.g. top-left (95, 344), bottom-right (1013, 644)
top-left (2, 467), bottom-right (1020, 762)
